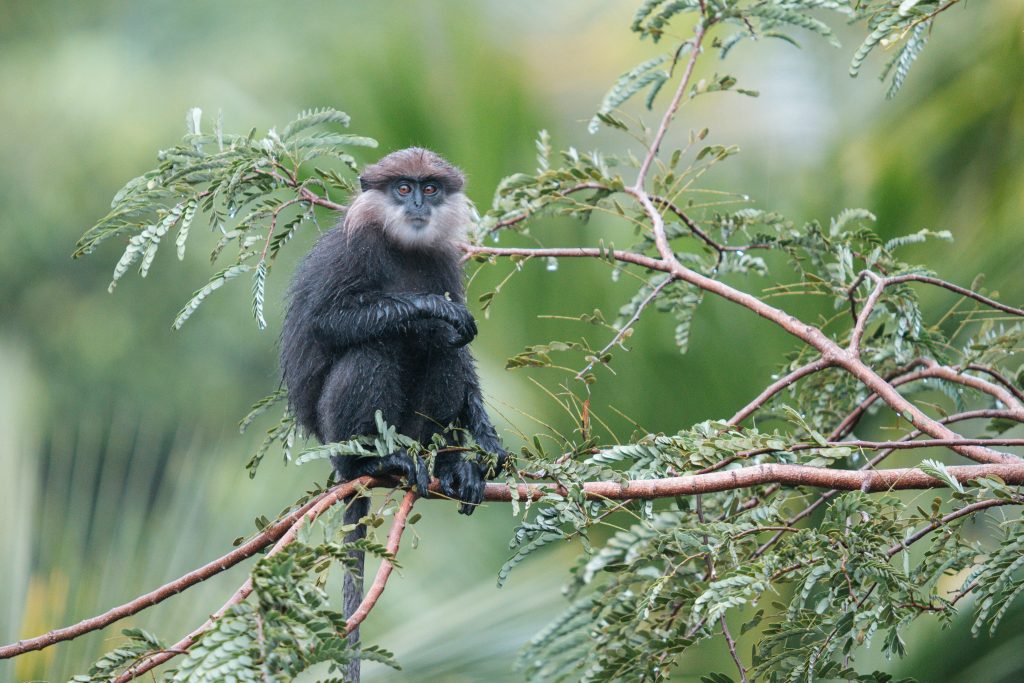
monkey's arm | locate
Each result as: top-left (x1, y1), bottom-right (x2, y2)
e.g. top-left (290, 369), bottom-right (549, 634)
top-left (433, 372), bottom-right (509, 515)
top-left (313, 292), bottom-right (476, 349)
top-left (461, 368), bottom-right (509, 474)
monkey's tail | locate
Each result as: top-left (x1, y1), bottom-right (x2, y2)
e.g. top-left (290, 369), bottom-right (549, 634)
top-left (343, 494), bottom-right (370, 683)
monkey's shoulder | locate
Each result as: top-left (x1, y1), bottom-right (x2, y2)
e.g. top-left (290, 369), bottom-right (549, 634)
top-left (301, 222), bottom-right (464, 299)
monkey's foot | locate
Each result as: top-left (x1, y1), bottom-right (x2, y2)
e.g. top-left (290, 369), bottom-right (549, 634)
top-left (343, 452), bottom-right (432, 497)
top-left (435, 458), bottom-right (486, 515)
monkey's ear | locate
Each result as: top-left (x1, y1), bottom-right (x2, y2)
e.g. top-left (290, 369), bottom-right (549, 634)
top-left (358, 176), bottom-right (370, 192)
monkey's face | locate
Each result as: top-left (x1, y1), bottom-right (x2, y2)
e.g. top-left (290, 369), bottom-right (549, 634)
top-left (379, 177), bottom-right (467, 249)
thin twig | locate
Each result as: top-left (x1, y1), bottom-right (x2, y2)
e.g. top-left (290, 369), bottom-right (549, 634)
top-left (721, 614), bottom-right (748, 683)
top-left (634, 24), bottom-right (707, 190)
top-left (576, 276), bottom-right (673, 379)
top-left (650, 193), bottom-right (770, 257)
top-left (729, 358), bottom-right (833, 425)
top-left (886, 497), bottom-right (1019, 558)
top-left (965, 365), bottom-right (1024, 405)
top-left (487, 182), bottom-right (610, 234)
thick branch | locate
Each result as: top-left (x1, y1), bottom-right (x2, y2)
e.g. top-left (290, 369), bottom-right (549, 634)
top-left (11, 449), bottom-right (1024, 669)
top-left (482, 462), bottom-right (1024, 503)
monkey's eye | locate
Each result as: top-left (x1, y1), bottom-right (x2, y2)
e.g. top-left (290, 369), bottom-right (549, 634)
top-left (423, 183), bottom-right (439, 196)
top-left (397, 182), bottom-right (413, 196)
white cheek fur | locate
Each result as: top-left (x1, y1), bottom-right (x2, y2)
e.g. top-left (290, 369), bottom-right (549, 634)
top-left (381, 195), bottom-right (469, 250)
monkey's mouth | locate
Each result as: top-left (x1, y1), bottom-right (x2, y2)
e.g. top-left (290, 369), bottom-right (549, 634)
top-left (407, 214), bottom-right (430, 229)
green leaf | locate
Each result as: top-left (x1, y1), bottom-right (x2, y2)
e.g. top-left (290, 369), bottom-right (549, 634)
top-left (918, 459), bottom-right (965, 493)
top-left (173, 264), bottom-right (252, 329)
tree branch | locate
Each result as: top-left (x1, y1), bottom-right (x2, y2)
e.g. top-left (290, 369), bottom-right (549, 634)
top-left (751, 409), bottom-right (1019, 558)
top-left (344, 490), bottom-right (416, 634)
top-left (849, 271), bottom-right (885, 353)
top-left (576, 275), bottom-right (673, 380)
top-left (0, 486), bottom-right (343, 660)
top-left (112, 478), bottom-right (376, 682)
top-left (650, 193), bottom-right (770, 260)
top-left (885, 273), bottom-right (1024, 318)
top-left (729, 357), bottom-right (833, 425)
top-left (482, 461), bottom-right (1024, 503)
top-left (886, 497), bottom-right (1020, 558)
top-left (10, 451), bottom-right (1024, 670)
top-left (634, 24), bottom-right (706, 190)
top-left (965, 364), bottom-right (1024, 405)
top-left (831, 362), bottom-right (1024, 443)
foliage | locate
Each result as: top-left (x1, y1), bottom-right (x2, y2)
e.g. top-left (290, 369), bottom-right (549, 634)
top-left (76, 106), bottom-right (375, 329)
top-left (64, 1), bottom-right (1024, 682)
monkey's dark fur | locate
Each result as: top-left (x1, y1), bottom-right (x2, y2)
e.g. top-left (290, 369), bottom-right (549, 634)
top-left (280, 148), bottom-right (507, 681)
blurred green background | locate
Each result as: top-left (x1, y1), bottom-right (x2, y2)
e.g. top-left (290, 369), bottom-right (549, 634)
top-left (1, 2), bottom-right (1022, 681)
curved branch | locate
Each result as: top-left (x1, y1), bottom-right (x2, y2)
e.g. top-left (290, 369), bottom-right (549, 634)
top-left (832, 363), bottom-right (1024, 442)
top-left (886, 273), bottom-right (1024, 318)
top-left (469, 227), bottom-right (1017, 464)
top-left (965, 364), bottom-right (1024, 405)
top-left (345, 490), bottom-right (416, 634)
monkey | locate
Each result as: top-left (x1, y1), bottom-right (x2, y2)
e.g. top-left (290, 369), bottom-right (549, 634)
top-left (279, 147), bottom-right (508, 682)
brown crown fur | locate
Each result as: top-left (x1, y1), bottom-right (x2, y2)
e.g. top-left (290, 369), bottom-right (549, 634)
top-left (358, 147), bottom-right (465, 194)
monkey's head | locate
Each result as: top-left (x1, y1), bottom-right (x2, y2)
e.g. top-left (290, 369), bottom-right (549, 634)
top-left (348, 147), bottom-right (469, 250)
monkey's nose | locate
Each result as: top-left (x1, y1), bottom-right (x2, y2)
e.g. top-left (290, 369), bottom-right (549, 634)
top-left (408, 206), bottom-right (430, 223)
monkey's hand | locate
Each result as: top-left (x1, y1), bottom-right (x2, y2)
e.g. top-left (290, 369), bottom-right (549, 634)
top-left (442, 306), bottom-right (477, 348)
top-left (396, 293), bottom-right (476, 347)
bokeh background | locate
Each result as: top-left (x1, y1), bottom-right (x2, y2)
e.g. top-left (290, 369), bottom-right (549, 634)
top-left (1, 1), bottom-right (1022, 681)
